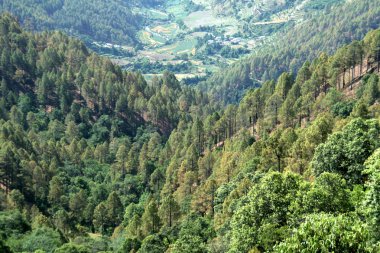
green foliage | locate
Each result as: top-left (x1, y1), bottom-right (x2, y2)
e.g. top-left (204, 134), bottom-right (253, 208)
top-left (357, 74), bottom-right (380, 105)
top-left (105, 192), bottom-right (124, 228)
top-left (93, 202), bottom-right (108, 234)
top-left (331, 101), bottom-right (355, 118)
top-left (158, 194), bottom-right (181, 228)
top-left (303, 172), bottom-right (352, 213)
top-left (120, 237), bottom-right (141, 253)
top-left (0, 237), bottom-right (11, 253)
top-left (141, 199), bottom-right (160, 236)
top-left (54, 243), bottom-right (90, 253)
top-left (1, 0), bottom-right (140, 45)
top-left (363, 149), bottom-right (380, 242)
top-left (203, 0), bottom-right (380, 103)
top-left (0, 11), bottom-right (380, 253)
top-left (72, 236), bottom-right (110, 253)
top-left (312, 118), bottom-right (380, 184)
top-left (273, 214), bottom-right (370, 253)
top-left (171, 234), bottom-right (208, 253)
top-left (9, 227), bottom-right (62, 253)
top-left (138, 234), bottom-right (167, 253)
top-left (351, 100), bottom-right (370, 118)
top-left (0, 211), bottom-right (29, 236)
top-left (229, 172), bottom-right (304, 252)
top-left (170, 214), bottom-right (214, 253)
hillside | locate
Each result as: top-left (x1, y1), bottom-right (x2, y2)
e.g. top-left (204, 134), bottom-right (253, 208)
top-left (0, 0), bottom-right (140, 45)
top-left (1, 0), bottom-right (354, 84)
top-left (209, 0), bottom-right (343, 19)
top-left (202, 0), bottom-right (380, 103)
top-left (111, 0), bottom-right (355, 83)
top-left (1, 12), bottom-right (380, 253)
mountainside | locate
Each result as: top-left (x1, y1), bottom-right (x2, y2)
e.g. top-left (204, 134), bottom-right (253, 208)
top-left (202, 0), bottom-right (380, 103)
top-left (0, 12), bottom-right (216, 136)
top-left (0, 0), bottom-right (140, 45)
top-left (1, 11), bottom-right (380, 253)
top-left (1, 0), bottom-right (353, 84)
top-left (209, 0), bottom-right (340, 19)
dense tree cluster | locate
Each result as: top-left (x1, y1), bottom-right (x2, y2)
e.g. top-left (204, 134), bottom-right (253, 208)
top-left (1, 13), bottom-right (380, 253)
top-left (0, 0), bottom-right (141, 45)
top-left (0, 14), bottom-right (215, 252)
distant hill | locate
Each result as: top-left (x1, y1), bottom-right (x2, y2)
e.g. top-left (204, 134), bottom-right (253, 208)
top-left (0, 0), bottom-right (141, 45)
top-left (211, 0), bottom-right (298, 20)
top-left (201, 0), bottom-right (380, 103)
top-left (207, 0), bottom-right (342, 20)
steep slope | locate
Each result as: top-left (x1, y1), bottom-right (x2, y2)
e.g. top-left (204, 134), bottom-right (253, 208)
top-left (0, 13), bottom-right (214, 137)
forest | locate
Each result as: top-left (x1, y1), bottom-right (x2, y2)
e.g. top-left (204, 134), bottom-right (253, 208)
top-left (1, 6), bottom-right (380, 253)
top-left (0, 0), bottom-right (140, 45)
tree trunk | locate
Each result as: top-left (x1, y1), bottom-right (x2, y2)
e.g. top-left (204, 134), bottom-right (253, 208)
top-left (299, 161), bottom-right (304, 175)
top-left (210, 184), bottom-right (215, 217)
top-left (351, 66), bottom-right (354, 90)
top-left (337, 75), bottom-right (340, 90)
top-left (343, 68), bottom-right (346, 88)
top-left (169, 204), bottom-right (172, 227)
top-left (274, 105), bottom-right (278, 127)
top-left (360, 55), bottom-right (363, 75)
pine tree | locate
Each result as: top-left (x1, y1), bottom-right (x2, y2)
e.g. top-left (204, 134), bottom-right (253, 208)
top-left (93, 202), bottom-right (108, 234)
top-left (105, 191), bottom-right (124, 228)
top-left (115, 144), bottom-right (128, 179)
top-left (159, 194), bottom-right (180, 228)
top-left (69, 189), bottom-right (88, 223)
top-left (141, 199), bottom-right (160, 236)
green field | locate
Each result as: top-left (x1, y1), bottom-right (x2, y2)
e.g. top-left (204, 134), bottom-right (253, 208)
top-left (156, 37), bottom-right (197, 55)
top-left (124, 0), bottom-right (281, 80)
top-left (138, 31), bottom-right (166, 46)
top-left (151, 23), bottom-right (180, 39)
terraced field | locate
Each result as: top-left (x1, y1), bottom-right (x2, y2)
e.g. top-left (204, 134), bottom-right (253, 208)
top-left (156, 37), bottom-right (197, 54)
top-left (105, 0), bottom-right (339, 82)
top-left (3, 0), bottom-right (346, 83)
top-left (151, 23), bottom-right (180, 39)
top-left (138, 30), bottom-right (166, 46)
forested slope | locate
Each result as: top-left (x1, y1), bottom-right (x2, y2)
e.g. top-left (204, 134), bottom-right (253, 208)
top-left (0, 0), bottom-right (140, 45)
top-left (202, 0), bottom-right (380, 103)
top-left (1, 12), bottom-right (380, 253)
